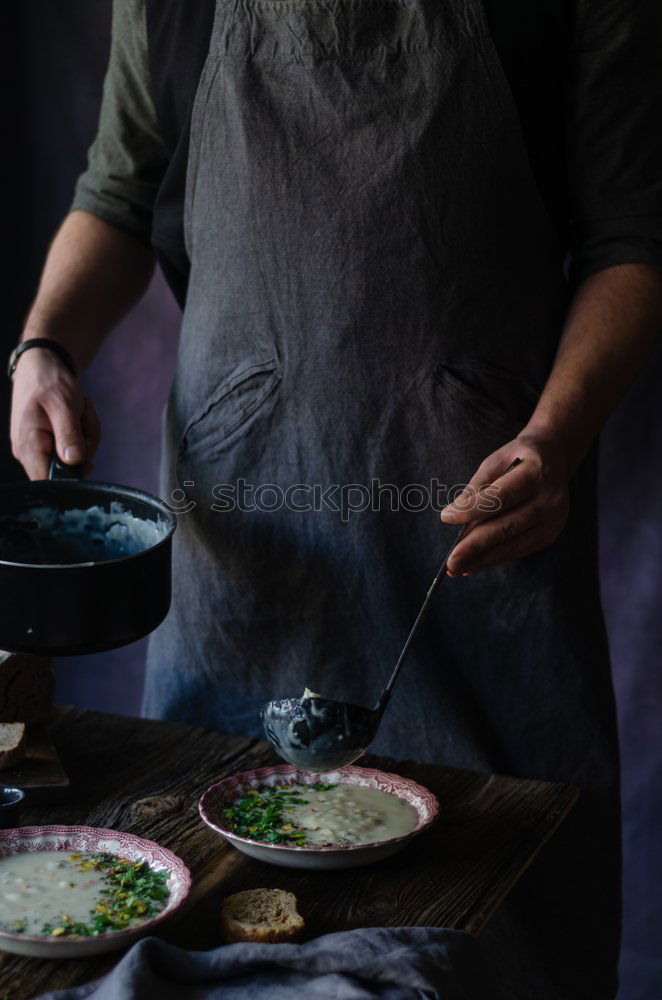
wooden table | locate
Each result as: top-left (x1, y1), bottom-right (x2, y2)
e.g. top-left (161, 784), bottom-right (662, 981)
top-left (0, 706), bottom-right (578, 999)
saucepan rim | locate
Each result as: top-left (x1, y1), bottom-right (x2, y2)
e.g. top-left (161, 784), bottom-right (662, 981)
top-left (0, 479), bottom-right (177, 570)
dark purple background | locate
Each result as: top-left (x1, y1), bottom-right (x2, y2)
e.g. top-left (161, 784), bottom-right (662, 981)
top-left (5, 5), bottom-right (661, 998)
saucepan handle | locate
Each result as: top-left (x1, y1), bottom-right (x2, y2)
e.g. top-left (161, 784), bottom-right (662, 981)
top-left (49, 452), bottom-right (85, 481)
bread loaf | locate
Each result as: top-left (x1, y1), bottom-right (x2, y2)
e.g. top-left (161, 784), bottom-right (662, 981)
top-left (220, 889), bottom-right (304, 944)
top-left (0, 652), bottom-right (55, 724)
top-left (0, 722), bottom-right (26, 770)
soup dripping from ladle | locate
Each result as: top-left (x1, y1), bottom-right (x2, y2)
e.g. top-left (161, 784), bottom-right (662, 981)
top-left (261, 459), bottom-right (522, 770)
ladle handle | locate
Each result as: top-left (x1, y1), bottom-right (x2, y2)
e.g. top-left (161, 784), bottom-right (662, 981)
top-left (376, 457), bottom-right (523, 715)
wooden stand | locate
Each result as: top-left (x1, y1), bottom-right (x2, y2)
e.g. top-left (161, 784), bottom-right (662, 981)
top-left (0, 652), bottom-right (68, 801)
top-left (0, 724), bottom-right (69, 802)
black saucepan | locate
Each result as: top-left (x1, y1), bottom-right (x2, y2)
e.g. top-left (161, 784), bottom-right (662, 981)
top-left (0, 458), bottom-right (177, 655)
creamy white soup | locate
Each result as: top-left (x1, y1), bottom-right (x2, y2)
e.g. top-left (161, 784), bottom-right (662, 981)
top-left (223, 782), bottom-right (418, 846)
top-left (0, 851), bottom-right (169, 937)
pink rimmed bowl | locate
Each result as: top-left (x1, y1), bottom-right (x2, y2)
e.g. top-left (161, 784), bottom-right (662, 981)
top-left (199, 764), bottom-right (439, 870)
top-left (0, 825), bottom-right (192, 958)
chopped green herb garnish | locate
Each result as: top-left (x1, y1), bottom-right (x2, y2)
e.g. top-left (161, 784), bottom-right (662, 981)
top-left (38, 853), bottom-right (169, 938)
top-left (222, 782), bottom-right (336, 845)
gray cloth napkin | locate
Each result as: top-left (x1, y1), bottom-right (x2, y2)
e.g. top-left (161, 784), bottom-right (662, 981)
top-left (37, 927), bottom-right (500, 999)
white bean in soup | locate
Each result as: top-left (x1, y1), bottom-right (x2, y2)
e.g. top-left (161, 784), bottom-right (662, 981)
top-left (223, 782), bottom-right (419, 846)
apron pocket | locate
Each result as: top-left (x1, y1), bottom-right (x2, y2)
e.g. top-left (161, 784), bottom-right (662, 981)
top-left (178, 359), bottom-right (282, 463)
top-left (433, 359), bottom-right (539, 435)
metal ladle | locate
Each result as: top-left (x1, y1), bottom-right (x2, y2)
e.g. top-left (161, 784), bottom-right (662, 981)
top-left (261, 458), bottom-right (523, 770)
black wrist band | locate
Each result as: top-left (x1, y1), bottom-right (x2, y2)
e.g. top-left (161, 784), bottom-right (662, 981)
top-left (8, 339), bottom-right (77, 380)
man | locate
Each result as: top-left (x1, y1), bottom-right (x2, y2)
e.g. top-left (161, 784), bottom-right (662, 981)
top-left (9, 0), bottom-right (662, 996)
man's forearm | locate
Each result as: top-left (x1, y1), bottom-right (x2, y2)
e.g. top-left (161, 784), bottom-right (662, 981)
top-left (22, 209), bottom-right (155, 371)
top-left (10, 210), bottom-right (155, 479)
top-left (523, 263), bottom-right (662, 474)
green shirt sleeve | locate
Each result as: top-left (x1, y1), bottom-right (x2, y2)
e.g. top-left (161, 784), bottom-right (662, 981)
top-left (71, 0), bottom-right (168, 244)
top-left (567, 0), bottom-right (662, 285)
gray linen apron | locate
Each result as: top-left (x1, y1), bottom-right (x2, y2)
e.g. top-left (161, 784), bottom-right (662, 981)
top-left (144, 0), bottom-right (620, 996)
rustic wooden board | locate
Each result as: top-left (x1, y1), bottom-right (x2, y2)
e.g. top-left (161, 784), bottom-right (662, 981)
top-left (0, 725), bottom-right (69, 802)
top-left (0, 705), bottom-right (578, 999)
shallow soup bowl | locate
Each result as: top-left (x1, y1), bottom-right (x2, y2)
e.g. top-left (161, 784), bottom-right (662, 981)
top-left (0, 825), bottom-right (191, 958)
top-left (199, 764), bottom-right (440, 871)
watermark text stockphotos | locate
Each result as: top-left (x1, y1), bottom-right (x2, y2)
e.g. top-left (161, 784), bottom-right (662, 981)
top-left (165, 479), bottom-right (504, 523)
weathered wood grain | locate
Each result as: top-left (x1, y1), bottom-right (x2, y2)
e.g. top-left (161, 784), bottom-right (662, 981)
top-left (0, 706), bottom-right (577, 999)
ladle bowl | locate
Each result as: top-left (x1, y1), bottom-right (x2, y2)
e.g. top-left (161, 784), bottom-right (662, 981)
top-left (260, 695), bottom-right (378, 771)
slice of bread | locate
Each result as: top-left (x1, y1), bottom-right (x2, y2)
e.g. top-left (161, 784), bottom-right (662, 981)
top-left (220, 889), bottom-right (304, 944)
top-left (0, 721), bottom-right (26, 770)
